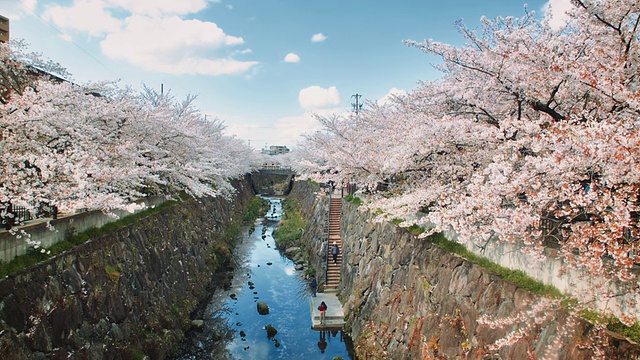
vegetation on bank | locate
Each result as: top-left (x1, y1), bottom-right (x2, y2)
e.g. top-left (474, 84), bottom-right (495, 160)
top-left (273, 198), bottom-right (307, 250)
top-left (344, 195), bottom-right (363, 207)
top-left (305, 178), bottom-right (320, 187)
top-left (243, 196), bottom-right (270, 222)
top-left (423, 231), bottom-right (563, 298)
top-left (272, 197), bottom-right (316, 278)
top-left (389, 218), bottom-right (640, 343)
top-left (0, 198), bottom-right (181, 278)
top-left (0, 195), bottom-right (267, 278)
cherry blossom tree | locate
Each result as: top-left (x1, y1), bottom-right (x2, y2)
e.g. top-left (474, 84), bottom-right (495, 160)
top-left (294, 0), bottom-right (640, 321)
top-left (1, 41), bottom-right (258, 233)
top-left (0, 39), bottom-right (71, 104)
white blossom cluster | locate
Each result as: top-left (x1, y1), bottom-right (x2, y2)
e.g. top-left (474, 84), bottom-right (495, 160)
top-left (1, 41), bottom-right (261, 227)
top-left (293, 1), bottom-right (640, 307)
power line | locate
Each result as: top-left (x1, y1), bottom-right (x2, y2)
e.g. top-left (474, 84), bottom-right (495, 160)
top-left (13, 0), bottom-right (121, 80)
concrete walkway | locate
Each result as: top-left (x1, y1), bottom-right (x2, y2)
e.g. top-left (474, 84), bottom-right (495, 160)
top-left (309, 291), bottom-right (345, 330)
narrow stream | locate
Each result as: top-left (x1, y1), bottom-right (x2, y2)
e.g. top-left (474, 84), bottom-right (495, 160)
top-left (173, 197), bottom-right (355, 360)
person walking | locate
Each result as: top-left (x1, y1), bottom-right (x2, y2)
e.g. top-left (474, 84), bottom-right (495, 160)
top-left (331, 241), bottom-right (339, 264)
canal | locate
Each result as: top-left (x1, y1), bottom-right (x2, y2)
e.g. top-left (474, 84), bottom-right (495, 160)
top-left (173, 197), bottom-right (355, 360)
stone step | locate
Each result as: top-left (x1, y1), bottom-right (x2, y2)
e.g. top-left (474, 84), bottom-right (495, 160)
top-left (312, 313), bottom-right (343, 321)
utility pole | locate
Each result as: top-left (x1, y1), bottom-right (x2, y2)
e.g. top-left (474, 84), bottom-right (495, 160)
top-left (351, 93), bottom-right (363, 115)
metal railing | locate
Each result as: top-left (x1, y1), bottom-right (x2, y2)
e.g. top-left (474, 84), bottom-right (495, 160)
top-left (1, 202), bottom-right (58, 230)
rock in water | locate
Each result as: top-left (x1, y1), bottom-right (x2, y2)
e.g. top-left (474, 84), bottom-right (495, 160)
top-left (257, 301), bottom-right (270, 315)
top-left (265, 324), bottom-right (278, 338)
top-left (191, 319), bottom-right (204, 328)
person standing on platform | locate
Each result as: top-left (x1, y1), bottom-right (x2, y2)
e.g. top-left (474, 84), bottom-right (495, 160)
top-left (310, 275), bottom-right (317, 297)
top-left (318, 301), bottom-right (327, 324)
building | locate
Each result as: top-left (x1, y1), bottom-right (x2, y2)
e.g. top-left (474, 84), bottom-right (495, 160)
top-left (0, 15), bottom-right (8, 43)
top-left (261, 145), bottom-right (290, 156)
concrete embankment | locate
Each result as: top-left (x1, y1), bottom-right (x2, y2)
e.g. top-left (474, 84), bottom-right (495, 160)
top-left (0, 177), bottom-right (254, 359)
top-left (288, 180), bottom-right (640, 360)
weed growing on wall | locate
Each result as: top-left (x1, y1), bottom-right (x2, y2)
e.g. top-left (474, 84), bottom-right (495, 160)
top-left (0, 199), bottom-right (179, 278)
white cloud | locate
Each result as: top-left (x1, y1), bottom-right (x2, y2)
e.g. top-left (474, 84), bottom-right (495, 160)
top-left (233, 48), bottom-right (253, 55)
top-left (284, 53), bottom-right (300, 63)
top-left (378, 87), bottom-right (407, 106)
top-left (311, 33), bottom-right (327, 42)
top-left (43, 0), bottom-right (123, 37)
top-left (223, 109), bottom-right (341, 148)
top-left (100, 15), bottom-right (258, 75)
top-left (4, 0), bottom-right (36, 19)
top-left (106, 0), bottom-right (212, 16)
top-left (299, 86), bottom-right (340, 109)
top-left (542, 0), bottom-right (574, 30)
top-left (271, 112), bottom-right (324, 143)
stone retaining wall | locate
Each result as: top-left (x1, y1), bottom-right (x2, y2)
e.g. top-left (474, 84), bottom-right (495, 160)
top-left (0, 177), bottom-right (254, 360)
top-left (288, 181), bottom-right (640, 359)
top-left (0, 196), bottom-right (169, 264)
top-left (288, 181), bottom-right (330, 289)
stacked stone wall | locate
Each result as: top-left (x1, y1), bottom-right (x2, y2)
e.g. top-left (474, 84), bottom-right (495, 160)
top-left (288, 181), bottom-right (640, 359)
top-left (0, 177), bottom-right (254, 360)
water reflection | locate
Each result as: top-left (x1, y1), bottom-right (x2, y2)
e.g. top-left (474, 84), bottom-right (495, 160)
top-left (172, 197), bottom-right (354, 360)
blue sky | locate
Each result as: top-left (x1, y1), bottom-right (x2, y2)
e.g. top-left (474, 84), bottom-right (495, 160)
top-left (2, 0), bottom-right (569, 149)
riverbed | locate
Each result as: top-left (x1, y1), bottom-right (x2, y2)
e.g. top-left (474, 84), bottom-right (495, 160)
top-left (173, 197), bottom-right (354, 360)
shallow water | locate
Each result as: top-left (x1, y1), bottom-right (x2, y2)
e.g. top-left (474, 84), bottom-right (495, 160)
top-left (173, 197), bottom-right (354, 360)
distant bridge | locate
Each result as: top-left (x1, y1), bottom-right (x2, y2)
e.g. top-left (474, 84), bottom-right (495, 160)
top-left (252, 168), bottom-right (296, 195)
top-left (257, 167), bottom-right (295, 176)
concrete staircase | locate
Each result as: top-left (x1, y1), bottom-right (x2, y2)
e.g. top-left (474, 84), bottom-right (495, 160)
top-left (325, 196), bottom-right (342, 291)
top-left (310, 190), bottom-right (346, 330)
